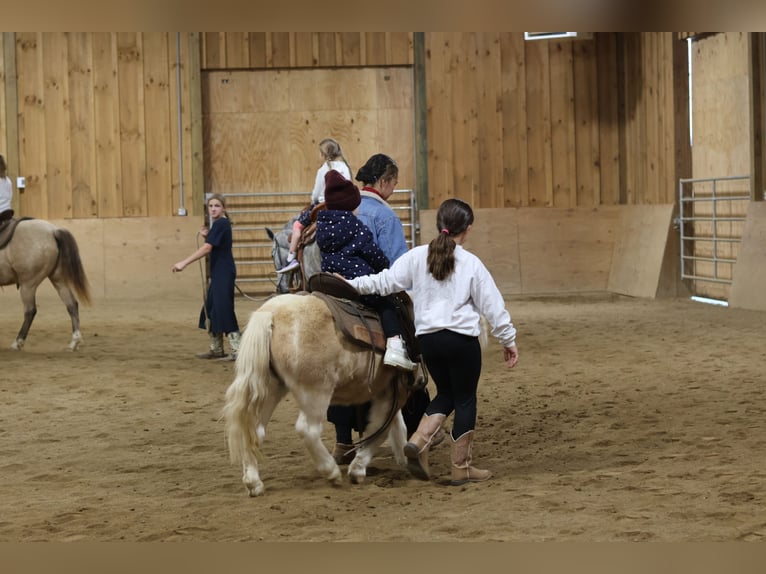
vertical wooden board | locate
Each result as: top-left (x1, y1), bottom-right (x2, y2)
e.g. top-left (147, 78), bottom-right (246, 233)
top-left (117, 32), bottom-right (147, 217)
top-left (170, 33), bottom-right (195, 218)
top-left (68, 33), bottom-right (98, 218)
top-left (500, 33), bottom-right (528, 207)
top-left (225, 32), bottom-right (249, 69)
top-left (42, 33), bottom-right (72, 219)
top-left (294, 33), bottom-right (314, 67)
top-left (203, 33), bottom-right (223, 69)
top-left (247, 32), bottom-right (266, 68)
top-left (143, 33), bottom-right (172, 217)
top-left (388, 33), bottom-right (413, 65)
top-left (475, 33), bottom-right (503, 209)
top-left (549, 41), bottom-right (577, 208)
top-left (0, 37), bottom-right (6, 158)
top-left (340, 33), bottom-right (360, 66)
top-left (449, 33), bottom-right (480, 205)
top-left (92, 33), bottom-right (122, 218)
top-left (574, 38), bottom-right (600, 207)
top-left (188, 33), bottom-right (203, 216)
top-left (644, 33), bottom-right (660, 205)
top-left (622, 33), bottom-right (641, 205)
top-left (596, 33), bottom-right (621, 205)
top-left (655, 34), bottom-right (670, 204)
top-left (524, 40), bottom-right (552, 207)
top-left (16, 32), bottom-right (48, 218)
top-left (317, 32), bottom-right (336, 67)
top-left (365, 33), bottom-right (386, 66)
top-left (425, 33), bottom-right (454, 207)
top-left (269, 32), bottom-right (290, 68)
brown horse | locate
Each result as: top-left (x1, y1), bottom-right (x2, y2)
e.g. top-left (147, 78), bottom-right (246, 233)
top-left (0, 219), bottom-right (91, 350)
top-left (222, 293), bottom-right (412, 496)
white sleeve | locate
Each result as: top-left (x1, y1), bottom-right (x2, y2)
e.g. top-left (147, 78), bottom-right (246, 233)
top-left (347, 251), bottom-right (414, 295)
top-left (311, 165), bottom-right (327, 203)
top-left (471, 261), bottom-right (517, 347)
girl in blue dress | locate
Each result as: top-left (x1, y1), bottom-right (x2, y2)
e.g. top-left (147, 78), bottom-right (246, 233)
top-left (172, 193), bottom-right (240, 359)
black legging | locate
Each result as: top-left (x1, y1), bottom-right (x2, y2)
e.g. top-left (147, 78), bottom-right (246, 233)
top-left (418, 329), bottom-right (482, 439)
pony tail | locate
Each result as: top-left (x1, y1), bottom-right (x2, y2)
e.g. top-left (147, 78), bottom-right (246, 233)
top-left (427, 233), bottom-right (457, 281)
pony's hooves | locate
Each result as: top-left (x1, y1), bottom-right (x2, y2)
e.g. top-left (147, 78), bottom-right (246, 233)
top-left (349, 471), bottom-right (366, 485)
top-left (10, 342), bottom-right (22, 351)
top-left (245, 482), bottom-right (265, 496)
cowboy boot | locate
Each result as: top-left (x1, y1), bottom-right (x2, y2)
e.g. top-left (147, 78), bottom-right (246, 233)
top-left (221, 331), bottom-right (241, 361)
top-left (450, 430), bottom-right (492, 485)
top-left (196, 332), bottom-right (225, 359)
top-left (403, 413), bottom-right (446, 480)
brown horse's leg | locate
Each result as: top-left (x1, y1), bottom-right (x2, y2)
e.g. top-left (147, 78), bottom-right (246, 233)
top-left (12, 284), bottom-right (39, 350)
top-left (50, 279), bottom-right (82, 351)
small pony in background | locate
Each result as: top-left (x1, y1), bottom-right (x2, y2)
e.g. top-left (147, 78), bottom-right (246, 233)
top-left (266, 212), bottom-right (323, 294)
top-left (0, 218), bottom-right (91, 350)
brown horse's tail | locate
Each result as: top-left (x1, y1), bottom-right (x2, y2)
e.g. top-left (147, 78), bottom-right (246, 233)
top-left (54, 228), bottom-right (92, 305)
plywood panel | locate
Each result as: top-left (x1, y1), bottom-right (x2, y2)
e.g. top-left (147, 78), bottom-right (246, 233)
top-left (420, 206), bottom-right (619, 295)
top-left (729, 201), bottom-right (766, 310)
top-left (420, 207), bottom-right (522, 294)
top-left (607, 204), bottom-right (674, 297)
top-left (517, 207), bottom-right (619, 293)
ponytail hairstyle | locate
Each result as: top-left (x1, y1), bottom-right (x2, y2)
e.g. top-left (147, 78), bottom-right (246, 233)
top-left (427, 198), bottom-right (474, 281)
top-left (0, 155), bottom-right (6, 178)
top-left (355, 153), bottom-right (398, 187)
top-left (319, 138), bottom-right (351, 175)
top-left (207, 193), bottom-right (232, 223)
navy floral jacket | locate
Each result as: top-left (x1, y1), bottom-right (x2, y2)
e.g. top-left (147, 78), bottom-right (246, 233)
top-left (316, 210), bottom-right (390, 279)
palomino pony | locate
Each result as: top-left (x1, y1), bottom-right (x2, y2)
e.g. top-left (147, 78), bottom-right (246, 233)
top-left (222, 293), bottom-right (412, 496)
top-left (0, 218), bottom-right (91, 350)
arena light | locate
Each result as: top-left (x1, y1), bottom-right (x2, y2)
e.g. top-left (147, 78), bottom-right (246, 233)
top-left (690, 296), bottom-right (729, 307)
top-left (524, 32), bottom-right (591, 41)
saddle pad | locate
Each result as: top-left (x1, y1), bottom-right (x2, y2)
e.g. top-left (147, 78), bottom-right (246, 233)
top-left (0, 217), bottom-right (33, 250)
top-left (312, 292), bottom-right (386, 353)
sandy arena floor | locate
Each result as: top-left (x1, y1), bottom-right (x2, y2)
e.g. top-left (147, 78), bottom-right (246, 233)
top-left (0, 289), bottom-right (764, 541)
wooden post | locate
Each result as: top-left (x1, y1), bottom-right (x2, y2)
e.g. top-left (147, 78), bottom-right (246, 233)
top-left (3, 33), bottom-right (20, 211)
top-left (750, 32), bottom-right (765, 201)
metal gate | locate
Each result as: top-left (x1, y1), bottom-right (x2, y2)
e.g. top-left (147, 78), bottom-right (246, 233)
top-left (220, 189), bottom-right (419, 296)
top-left (677, 175), bottom-right (750, 299)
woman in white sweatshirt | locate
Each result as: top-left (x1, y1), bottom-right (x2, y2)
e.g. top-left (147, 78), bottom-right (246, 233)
top-left (345, 198), bottom-right (519, 486)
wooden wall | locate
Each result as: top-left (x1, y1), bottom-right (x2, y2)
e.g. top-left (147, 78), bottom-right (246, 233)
top-left (200, 32), bottom-right (414, 69)
top-left (1, 32), bottom-right (200, 220)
